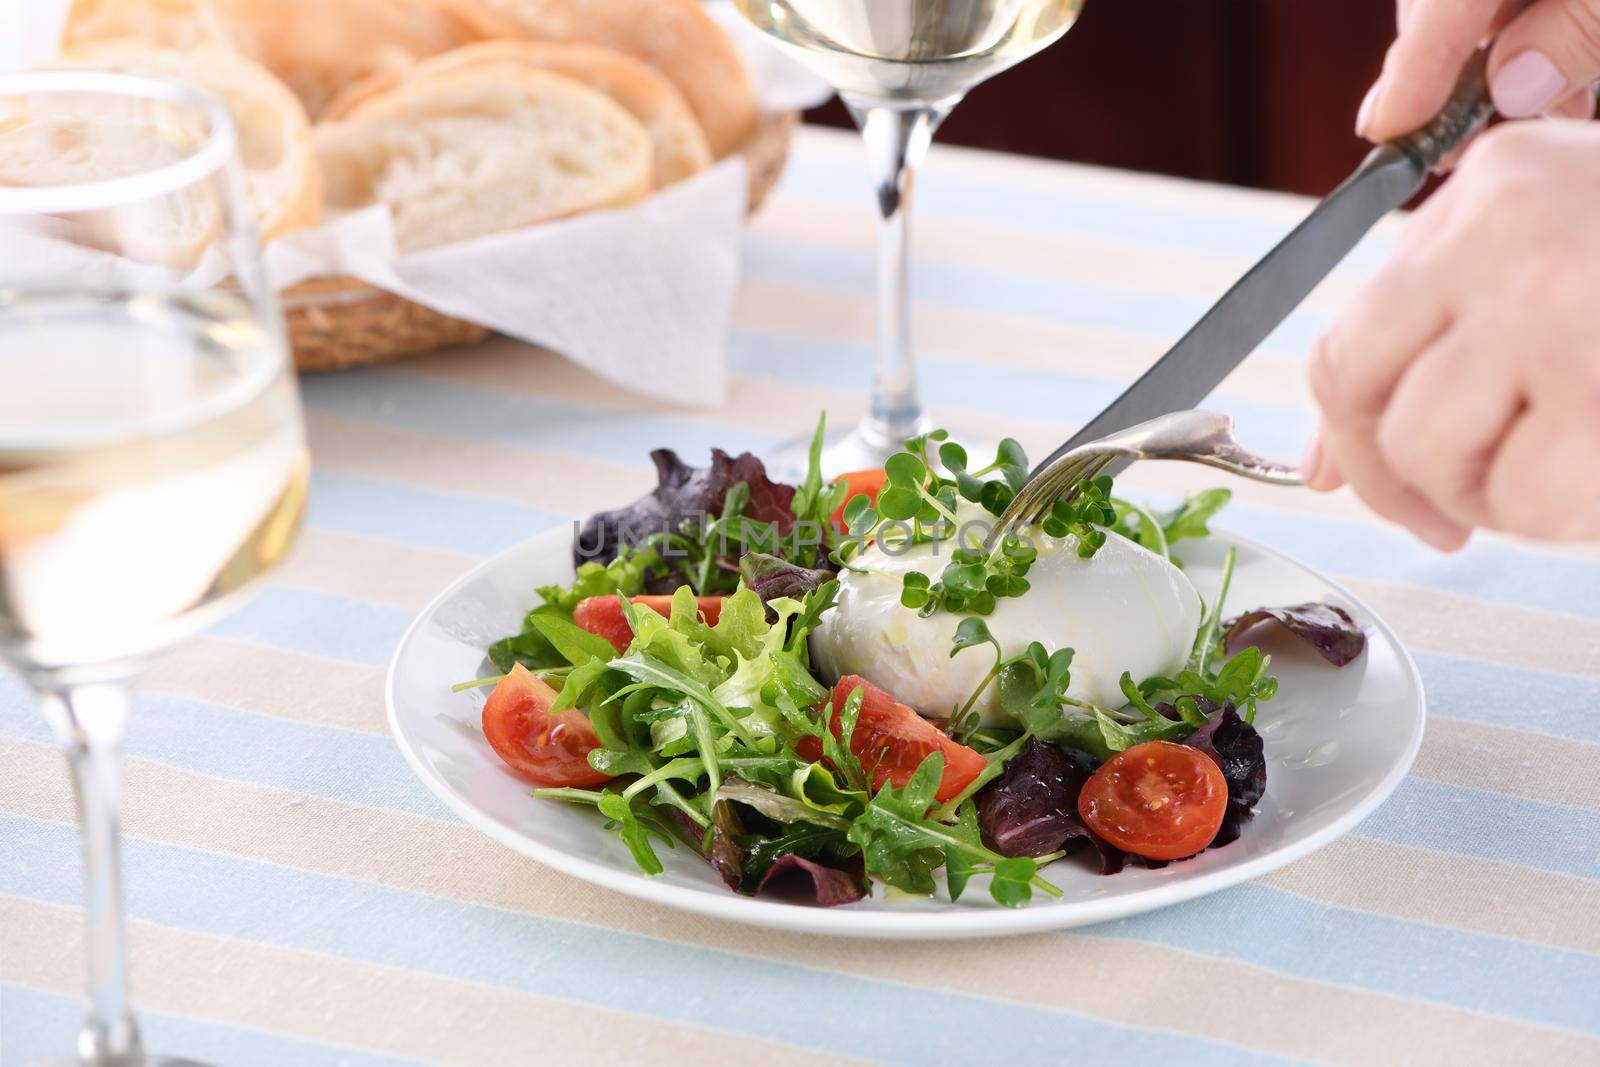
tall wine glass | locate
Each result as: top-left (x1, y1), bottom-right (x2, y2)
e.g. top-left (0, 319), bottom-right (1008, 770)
top-left (734, 0), bottom-right (1085, 475)
top-left (0, 72), bottom-right (308, 1066)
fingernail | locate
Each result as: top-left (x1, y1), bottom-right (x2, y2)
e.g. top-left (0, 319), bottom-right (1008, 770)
top-left (1491, 50), bottom-right (1568, 117)
top-left (1355, 80), bottom-right (1382, 136)
top-left (1300, 435), bottom-right (1322, 483)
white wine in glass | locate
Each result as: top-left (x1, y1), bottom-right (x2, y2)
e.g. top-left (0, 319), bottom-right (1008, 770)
top-left (0, 72), bottom-right (308, 1066)
top-left (733, 0), bottom-right (1085, 476)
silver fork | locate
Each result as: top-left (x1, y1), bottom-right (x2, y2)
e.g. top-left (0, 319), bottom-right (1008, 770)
top-left (988, 410), bottom-right (1303, 545)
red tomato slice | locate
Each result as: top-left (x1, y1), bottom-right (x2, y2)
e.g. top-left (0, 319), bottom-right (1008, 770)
top-left (482, 664), bottom-right (611, 787)
top-left (829, 468), bottom-right (888, 533)
top-left (1078, 741), bottom-right (1227, 860)
top-left (572, 594), bottom-right (725, 654)
top-left (800, 675), bottom-right (986, 804)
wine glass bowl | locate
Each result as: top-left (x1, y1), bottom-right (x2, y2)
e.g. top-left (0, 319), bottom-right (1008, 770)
top-left (0, 71), bottom-right (307, 1066)
top-left (732, 1), bottom-right (1085, 476)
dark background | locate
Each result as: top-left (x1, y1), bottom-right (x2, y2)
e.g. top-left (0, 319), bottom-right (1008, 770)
top-left (805, 0), bottom-right (1397, 197)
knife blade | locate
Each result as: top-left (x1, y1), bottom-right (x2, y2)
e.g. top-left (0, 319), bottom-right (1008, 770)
top-left (1032, 51), bottom-right (1496, 477)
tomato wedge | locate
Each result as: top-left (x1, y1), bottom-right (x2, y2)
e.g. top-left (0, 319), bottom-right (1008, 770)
top-left (798, 675), bottom-right (986, 804)
top-left (829, 468), bottom-right (888, 533)
top-left (572, 594), bottom-right (725, 654)
top-left (1078, 741), bottom-right (1227, 860)
top-left (482, 663), bottom-right (611, 787)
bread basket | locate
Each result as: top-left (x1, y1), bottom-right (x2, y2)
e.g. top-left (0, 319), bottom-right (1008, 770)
top-left (284, 109), bottom-right (797, 373)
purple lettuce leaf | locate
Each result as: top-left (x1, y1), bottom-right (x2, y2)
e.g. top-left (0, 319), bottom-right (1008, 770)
top-left (975, 738), bottom-right (1098, 859)
top-left (739, 551), bottom-right (836, 603)
top-left (1180, 703), bottom-right (1266, 847)
top-left (755, 852), bottom-right (869, 907)
top-left (574, 448), bottom-right (796, 568)
top-left (670, 791), bottom-right (866, 906)
top-left (1223, 601), bottom-right (1366, 667)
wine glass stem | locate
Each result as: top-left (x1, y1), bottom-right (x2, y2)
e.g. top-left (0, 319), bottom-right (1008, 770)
top-left (40, 680), bottom-right (145, 1066)
top-left (844, 97), bottom-right (956, 450)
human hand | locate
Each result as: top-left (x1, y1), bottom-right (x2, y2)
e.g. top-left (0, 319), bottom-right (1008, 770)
top-left (1304, 121), bottom-right (1600, 548)
top-left (1360, 0), bottom-right (1599, 142)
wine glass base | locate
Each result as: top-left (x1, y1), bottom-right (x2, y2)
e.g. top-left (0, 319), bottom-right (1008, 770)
top-left (764, 420), bottom-right (995, 482)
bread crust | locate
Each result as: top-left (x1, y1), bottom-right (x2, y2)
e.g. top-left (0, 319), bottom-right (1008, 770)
top-left (460, 0), bottom-right (758, 158)
top-left (324, 40), bottom-right (711, 187)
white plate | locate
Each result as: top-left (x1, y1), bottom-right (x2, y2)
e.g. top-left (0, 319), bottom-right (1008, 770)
top-left (387, 526), bottom-right (1424, 939)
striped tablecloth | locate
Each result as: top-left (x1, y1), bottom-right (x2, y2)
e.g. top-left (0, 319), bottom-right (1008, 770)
top-left (4, 126), bottom-right (1598, 1067)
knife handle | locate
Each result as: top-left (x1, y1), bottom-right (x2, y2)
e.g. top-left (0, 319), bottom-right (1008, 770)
top-left (1391, 49), bottom-right (1496, 170)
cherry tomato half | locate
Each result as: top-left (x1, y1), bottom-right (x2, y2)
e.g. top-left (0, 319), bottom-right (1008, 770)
top-left (482, 663), bottom-right (611, 787)
top-left (798, 675), bottom-right (987, 804)
top-left (1078, 741), bottom-right (1227, 860)
top-left (573, 594), bottom-right (725, 654)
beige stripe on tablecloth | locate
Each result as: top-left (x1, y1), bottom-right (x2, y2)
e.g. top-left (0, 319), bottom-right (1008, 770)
top-left (0, 896), bottom-right (874, 1067)
top-left (305, 410), bottom-right (654, 520)
top-left (3, 741), bottom-right (1595, 1067)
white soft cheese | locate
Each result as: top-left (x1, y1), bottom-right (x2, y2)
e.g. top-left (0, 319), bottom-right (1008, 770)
top-left (809, 527), bottom-right (1202, 725)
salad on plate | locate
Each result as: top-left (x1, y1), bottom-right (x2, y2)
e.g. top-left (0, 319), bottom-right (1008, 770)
top-left (459, 416), bottom-right (1366, 908)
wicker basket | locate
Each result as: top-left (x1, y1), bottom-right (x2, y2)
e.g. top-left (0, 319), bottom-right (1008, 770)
top-left (285, 110), bottom-right (799, 373)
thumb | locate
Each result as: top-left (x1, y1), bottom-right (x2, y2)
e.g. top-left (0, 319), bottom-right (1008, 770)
top-left (1490, 0), bottom-right (1600, 115)
top-left (1361, 0), bottom-right (1513, 141)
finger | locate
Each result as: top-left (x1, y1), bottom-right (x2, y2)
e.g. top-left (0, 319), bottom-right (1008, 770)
top-left (1362, 0), bottom-right (1521, 139)
top-left (1318, 416), bottom-right (1474, 551)
top-left (1373, 325), bottom-right (1525, 527)
top-left (1545, 81), bottom-right (1599, 118)
top-left (1301, 427), bottom-right (1346, 491)
top-left (1307, 231), bottom-right (1455, 436)
top-left (1482, 405), bottom-right (1600, 539)
top-left (1491, 0), bottom-right (1600, 116)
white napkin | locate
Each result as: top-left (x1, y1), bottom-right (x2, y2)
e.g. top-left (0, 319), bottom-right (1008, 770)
top-left (3, 0), bottom-right (833, 407)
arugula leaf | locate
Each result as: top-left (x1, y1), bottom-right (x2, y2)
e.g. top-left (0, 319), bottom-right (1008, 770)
top-left (1094, 710), bottom-right (1187, 752)
top-left (1161, 488), bottom-right (1232, 545)
top-left (847, 753), bottom-right (1060, 907)
top-left (596, 792), bottom-right (672, 875)
top-left (550, 658), bottom-right (612, 713)
top-left (529, 611), bottom-right (618, 667)
top-left (486, 626), bottom-right (564, 673)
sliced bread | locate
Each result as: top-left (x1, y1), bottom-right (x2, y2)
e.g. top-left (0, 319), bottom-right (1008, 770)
top-left (462, 0), bottom-right (759, 157)
top-left (324, 40), bottom-right (712, 188)
top-left (314, 64), bottom-right (652, 251)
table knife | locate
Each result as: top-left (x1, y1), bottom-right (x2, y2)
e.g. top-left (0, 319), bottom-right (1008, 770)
top-left (1033, 51), bottom-right (1496, 477)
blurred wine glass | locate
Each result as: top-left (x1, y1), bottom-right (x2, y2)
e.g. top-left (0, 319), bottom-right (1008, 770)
top-left (733, 0), bottom-right (1085, 476)
top-left (0, 71), bottom-right (308, 1066)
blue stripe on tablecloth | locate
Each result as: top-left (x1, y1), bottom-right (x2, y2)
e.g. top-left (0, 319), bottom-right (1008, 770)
top-left (1085, 880), bottom-right (1600, 1030)
top-left (1355, 778), bottom-right (1600, 880)
top-left (300, 371), bottom-right (1600, 621)
top-left (1415, 652), bottom-right (1600, 744)
top-left (306, 471), bottom-right (565, 558)
top-left (208, 586), bottom-right (414, 667)
top-left (0, 983), bottom-right (427, 1067)
top-left (298, 374), bottom-right (777, 462)
top-left (0, 684), bottom-right (446, 820)
top-left (741, 235), bottom-right (1328, 354)
top-left (0, 817), bottom-right (1301, 1067)
top-left (773, 148), bottom-right (1400, 273)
